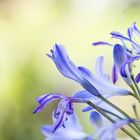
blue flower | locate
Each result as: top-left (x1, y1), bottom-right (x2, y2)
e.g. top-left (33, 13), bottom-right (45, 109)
top-left (113, 44), bottom-right (133, 85)
top-left (111, 22), bottom-right (140, 55)
top-left (33, 93), bottom-right (86, 132)
top-left (47, 44), bottom-right (130, 98)
top-left (93, 22), bottom-right (140, 85)
top-left (47, 44), bottom-right (100, 97)
top-left (41, 113), bottom-right (88, 140)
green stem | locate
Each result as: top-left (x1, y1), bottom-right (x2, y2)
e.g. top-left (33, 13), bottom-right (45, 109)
top-left (99, 95), bottom-right (140, 134)
top-left (87, 101), bottom-right (138, 140)
top-left (99, 107), bottom-right (124, 119)
top-left (131, 75), bottom-right (140, 101)
top-left (98, 106), bottom-right (140, 135)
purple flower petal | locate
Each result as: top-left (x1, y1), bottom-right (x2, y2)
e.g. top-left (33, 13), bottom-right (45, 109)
top-left (33, 94), bottom-right (64, 113)
top-left (111, 31), bottom-right (140, 52)
top-left (92, 41), bottom-right (113, 46)
top-left (95, 56), bottom-right (110, 81)
top-left (135, 72), bottom-right (140, 83)
top-left (120, 56), bottom-right (140, 77)
top-left (90, 111), bottom-right (103, 128)
top-left (133, 22), bottom-right (140, 36)
top-left (82, 106), bottom-right (93, 112)
top-left (73, 90), bottom-right (97, 100)
top-left (112, 64), bottom-right (118, 84)
top-left (113, 44), bottom-right (127, 69)
top-left (47, 44), bottom-right (82, 82)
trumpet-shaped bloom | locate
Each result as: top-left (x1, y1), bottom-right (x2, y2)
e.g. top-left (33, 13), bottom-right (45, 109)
top-left (93, 23), bottom-right (140, 85)
top-left (47, 44), bottom-right (130, 98)
top-left (33, 93), bottom-right (86, 132)
top-left (113, 44), bottom-right (133, 85)
top-left (111, 22), bottom-right (140, 55)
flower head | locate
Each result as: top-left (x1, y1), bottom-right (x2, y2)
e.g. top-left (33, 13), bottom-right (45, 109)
top-left (47, 44), bottom-right (130, 98)
top-left (33, 93), bottom-right (86, 132)
top-left (93, 22), bottom-right (140, 85)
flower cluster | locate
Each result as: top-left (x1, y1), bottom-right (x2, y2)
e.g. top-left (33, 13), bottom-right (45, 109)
top-left (34, 23), bottom-right (140, 140)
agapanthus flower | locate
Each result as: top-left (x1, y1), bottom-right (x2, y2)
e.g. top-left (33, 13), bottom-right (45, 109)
top-left (40, 106), bottom-right (138, 140)
top-left (47, 44), bottom-right (131, 98)
top-left (113, 44), bottom-right (133, 85)
top-left (33, 93), bottom-right (87, 132)
top-left (93, 22), bottom-right (140, 85)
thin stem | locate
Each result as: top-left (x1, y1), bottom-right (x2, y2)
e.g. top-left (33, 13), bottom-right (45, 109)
top-left (99, 95), bottom-right (140, 134)
top-left (98, 107), bottom-right (123, 119)
top-left (130, 91), bottom-right (140, 103)
top-left (87, 101), bottom-right (138, 140)
top-left (131, 75), bottom-right (140, 100)
top-left (98, 106), bottom-right (140, 135)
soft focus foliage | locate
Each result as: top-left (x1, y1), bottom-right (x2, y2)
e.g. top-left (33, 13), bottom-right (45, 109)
top-left (1, 0), bottom-right (140, 139)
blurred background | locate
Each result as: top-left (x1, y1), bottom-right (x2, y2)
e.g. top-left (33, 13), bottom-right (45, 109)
top-left (0, 0), bottom-right (140, 139)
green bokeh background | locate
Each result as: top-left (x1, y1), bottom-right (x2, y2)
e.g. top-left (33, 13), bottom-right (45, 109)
top-left (0, 0), bottom-right (140, 139)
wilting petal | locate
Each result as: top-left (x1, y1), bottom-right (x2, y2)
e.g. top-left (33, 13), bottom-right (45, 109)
top-left (135, 72), bottom-right (140, 83)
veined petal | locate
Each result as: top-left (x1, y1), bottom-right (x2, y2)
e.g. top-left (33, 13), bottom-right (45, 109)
top-left (47, 44), bottom-right (82, 81)
top-left (48, 44), bottom-right (100, 97)
top-left (78, 64), bottom-right (130, 96)
top-left (113, 44), bottom-right (127, 69)
top-left (78, 67), bottom-right (100, 96)
top-left (113, 44), bottom-right (132, 85)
